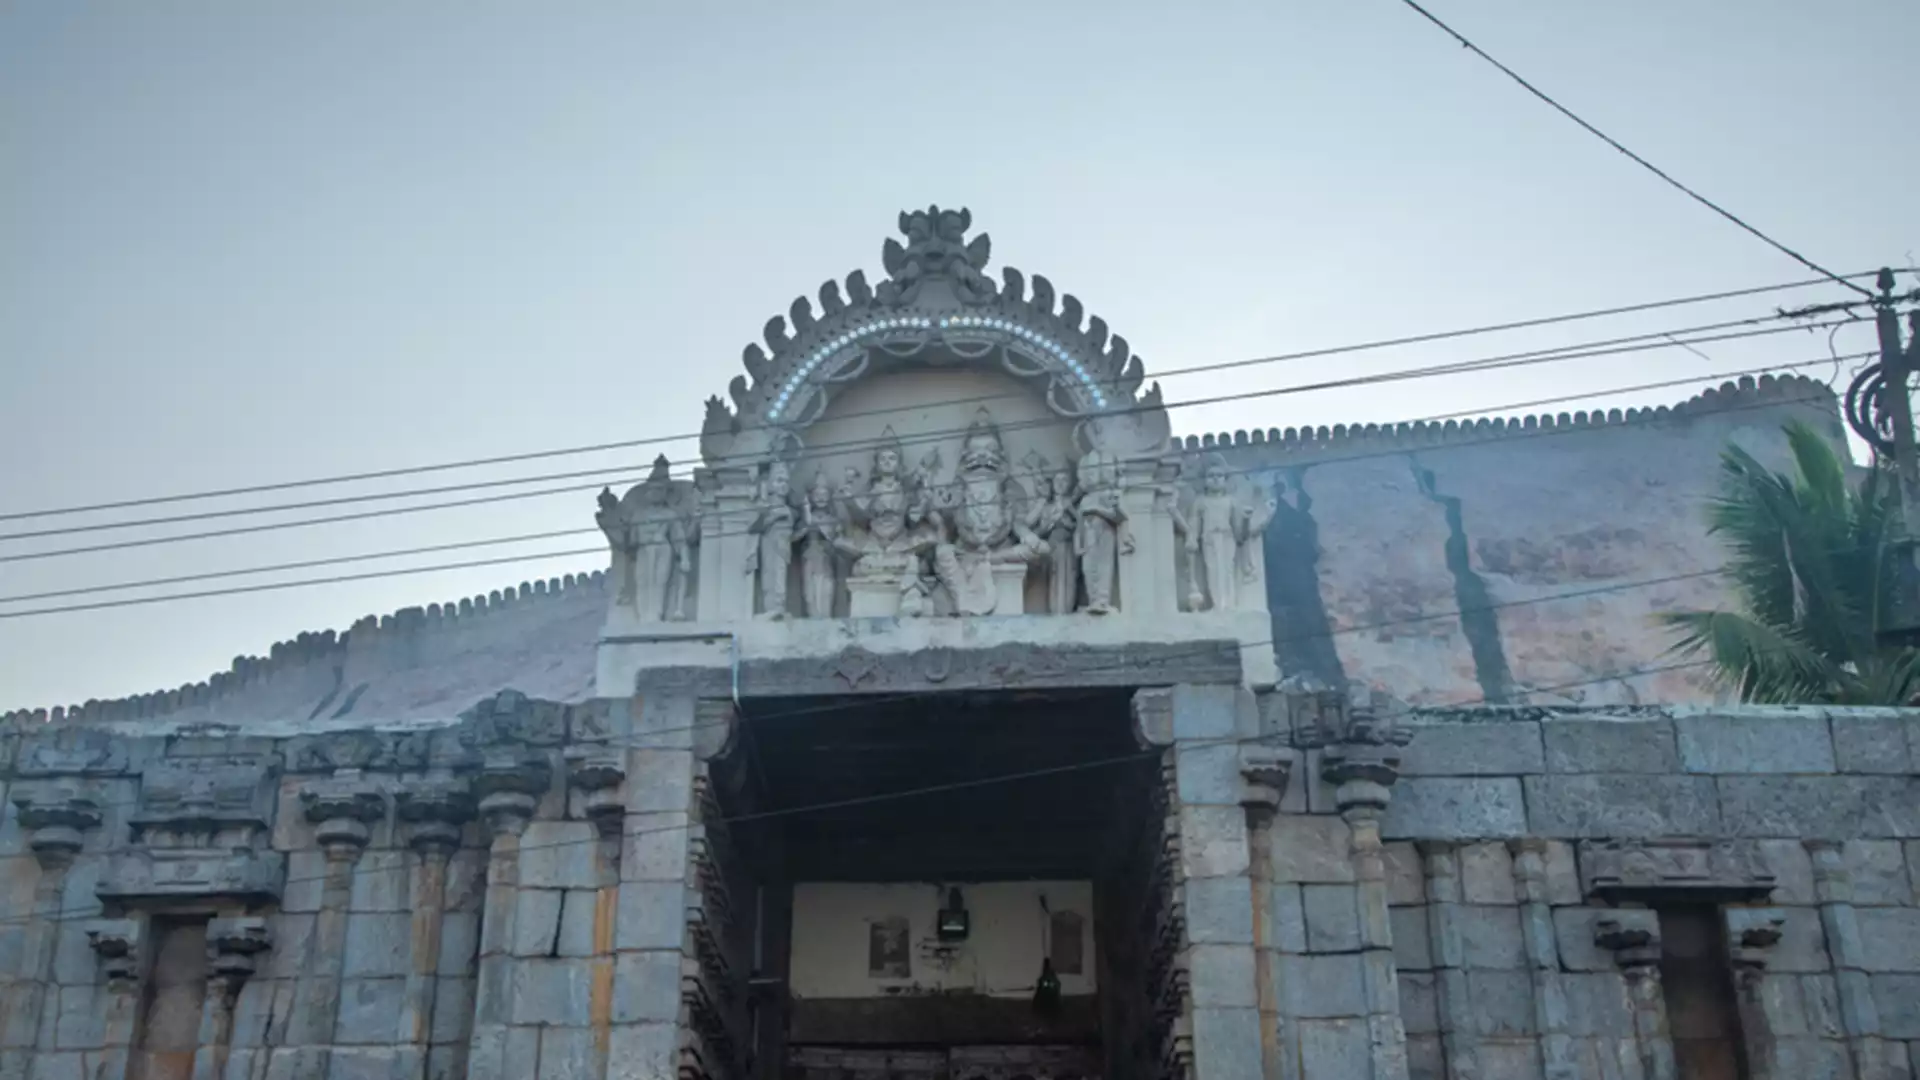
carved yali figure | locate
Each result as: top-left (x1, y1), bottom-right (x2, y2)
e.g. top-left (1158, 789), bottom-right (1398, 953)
top-left (745, 461), bottom-right (796, 619)
top-left (596, 454), bottom-right (696, 622)
top-left (1172, 454), bottom-right (1276, 613)
top-left (1074, 449), bottom-right (1131, 614)
top-left (928, 408), bottom-right (1046, 616)
top-left (798, 469), bottom-right (840, 618)
top-left (880, 205), bottom-right (995, 306)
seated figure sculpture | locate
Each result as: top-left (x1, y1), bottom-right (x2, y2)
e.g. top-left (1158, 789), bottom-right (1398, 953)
top-left (831, 429), bottom-right (941, 617)
top-left (928, 408), bottom-right (1047, 616)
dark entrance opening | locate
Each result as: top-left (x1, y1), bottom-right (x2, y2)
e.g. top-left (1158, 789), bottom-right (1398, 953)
top-left (715, 688), bottom-right (1163, 1080)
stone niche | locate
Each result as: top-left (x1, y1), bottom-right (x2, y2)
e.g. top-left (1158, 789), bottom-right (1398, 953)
top-left (99, 755), bottom-right (286, 904)
top-left (800, 366), bottom-right (1077, 619)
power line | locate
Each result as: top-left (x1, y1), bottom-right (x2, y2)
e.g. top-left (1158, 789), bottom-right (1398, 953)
top-left (1392, 0), bottom-right (1874, 298)
top-left (0, 311), bottom-right (1837, 542)
top-left (0, 315), bottom-right (1867, 558)
top-left (0, 354), bottom-right (1862, 616)
top-left (1, 353), bottom-right (1836, 605)
top-left (0, 271), bottom-right (1882, 525)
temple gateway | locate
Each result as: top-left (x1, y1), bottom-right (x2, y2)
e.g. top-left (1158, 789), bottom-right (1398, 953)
top-left (3, 209), bottom-right (1917, 1080)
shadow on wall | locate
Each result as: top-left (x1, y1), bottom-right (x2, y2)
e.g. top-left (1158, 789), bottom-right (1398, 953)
top-left (1263, 468), bottom-right (1346, 688)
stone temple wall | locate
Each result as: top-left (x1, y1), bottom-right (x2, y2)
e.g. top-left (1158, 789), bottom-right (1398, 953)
top-left (1186, 373), bottom-right (1845, 708)
top-left (1, 685), bottom-right (1914, 1080)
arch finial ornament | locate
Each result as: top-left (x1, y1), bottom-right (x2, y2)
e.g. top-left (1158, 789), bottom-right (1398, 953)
top-left (704, 207), bottom-right (1171, 465)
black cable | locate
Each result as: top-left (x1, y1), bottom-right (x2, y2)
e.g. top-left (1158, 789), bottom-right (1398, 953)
top-left (0, 271), bottom-right (1881, 525)
top-left (0, 352), bottom-right (1864, 617)
top-left (1393, 0), bottom-right (1873, 298)
top-left (0, 315), bottom-right (1866, 559)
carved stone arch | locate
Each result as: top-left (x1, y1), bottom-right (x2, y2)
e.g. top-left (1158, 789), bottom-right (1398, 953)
top-left (700, 206), bottom-right (1173, 467)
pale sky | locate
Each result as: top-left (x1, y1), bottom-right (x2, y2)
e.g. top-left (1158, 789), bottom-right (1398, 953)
top-left (3, 1), bottom-right (1915, 710)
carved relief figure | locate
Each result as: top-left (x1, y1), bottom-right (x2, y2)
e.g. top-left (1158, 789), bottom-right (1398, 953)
top-left (880, 205), bottom-right (995, 305)
top-left (834, 429), bottom-right (941, 616)
top-left (1173, 455), bottom-right (1276, 613)
top-left (745, 461), bottom-right (796, 619)
top-left (928, 408), bottom-right (1047, 616)
top-left (798, 469), bottom-right (840, 618)
top-left (1024, 459), bottom-right (1079, 615)
top-left (1074, 449), bottom-right (1130, 614)
top-left (596, 455), bottom-right (696, 622)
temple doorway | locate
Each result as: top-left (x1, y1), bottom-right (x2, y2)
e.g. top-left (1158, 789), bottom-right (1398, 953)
top-left (716, 688), bottom-right (1167, 1080)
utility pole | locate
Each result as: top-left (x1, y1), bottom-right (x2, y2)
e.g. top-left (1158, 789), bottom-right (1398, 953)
top-left (1868, 268), bottom-right (1920, 644)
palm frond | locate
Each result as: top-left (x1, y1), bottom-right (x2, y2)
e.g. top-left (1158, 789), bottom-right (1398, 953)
top-left (1658, 609), bottom-right (1837, 704)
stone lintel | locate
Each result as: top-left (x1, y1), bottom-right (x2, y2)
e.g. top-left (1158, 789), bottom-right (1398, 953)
top-left (1579, 839), bottom-right (1776, 904)
top-left (98, 848), bottom-right (287, 906)
top-left (753, 639), bottom-right (1243, 698)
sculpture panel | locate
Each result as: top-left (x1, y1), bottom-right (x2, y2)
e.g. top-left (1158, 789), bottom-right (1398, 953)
top-left (1173, 453), bottom-right (1276, 613)
top-left (597, 455), bottom-right (697, 623)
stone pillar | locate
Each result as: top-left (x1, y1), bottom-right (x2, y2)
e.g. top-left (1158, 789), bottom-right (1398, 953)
top-left (1594, 912), bottom-right (1675, 1080)
top-left (285, 772), bottom-right (385, 1080)
top-left (1, 785), bottom-right (103, 1080)
top-left (694, 466), bottom-right (756, 622)
top-left (1135, 684), bottom-right (1265, 1080)
top-left (609, 692), bottom-right (708, 1080)
top-left (197, 918), bottom-right (270, 1080)
top-left (1320, 704), bottom-right (1412, 1080)
top-left (1238, 742), bottom-right (1294, 1080)
top-left (1116, 456), bottom-right (1180, 615)
top-left (1724, 910), bottom-right (1785, 1080)
top-left (567, 748), bottom-right (628, 1080)
top-left (394, 775), bottom-right (475, 1080)
top-left (1805, 842), bottom-right (1903, 1080)
top-left (1416, 843), bottom-right (1479, 1080)
top-left (467, 751), bottom-right (554, 1080)
top-left (86, 920), bottom-right (144, 1080)
top-left (1508, 840), bottom-right (1577, 1080)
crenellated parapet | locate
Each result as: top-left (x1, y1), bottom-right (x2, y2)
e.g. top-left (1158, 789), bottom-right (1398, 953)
top-left (1, 571), bottom-right (607, 730)
top-left (1178, 372), bottom-right (1837, 457)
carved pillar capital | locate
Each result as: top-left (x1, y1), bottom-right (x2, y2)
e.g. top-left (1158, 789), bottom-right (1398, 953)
top-left (1130, 686), bottom-right (1175, 748)
top-left (1311, 690), bottom-right (1412, 822)
top-left (693, 698), bottom-right (738, 762)
top-left (300, 771), bottom-right (387, 857)
top-left (1724, 909), bottom-right (1786, 994)
top-left (565, 747), bottom-right (627, 836)
top-left (1235, 744), bottom-right (1293, 813)
top-left (472, 751), bottom-right (552, 839)
top-left (1595, 912), bottom-right (1663, 970)
top-left (1804, 839), bottom-right (1854, 903)
top-left (12, 784), bottom-right (103, 870)
top-left (396, 774), bottom-right (475, 855)
top-left (87, 918), bottom-right (143, 990)
top-left (206, 916), bottom-right (271, 993)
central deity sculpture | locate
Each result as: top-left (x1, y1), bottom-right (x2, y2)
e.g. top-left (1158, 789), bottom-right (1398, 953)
top-left (831, 429), bottom-right (942, 617)
top-left (929, 408), bottom-right (1047, 615)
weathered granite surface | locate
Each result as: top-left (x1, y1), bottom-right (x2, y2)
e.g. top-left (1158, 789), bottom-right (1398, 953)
top-left (0, 689), bottom-right (1914, 1080)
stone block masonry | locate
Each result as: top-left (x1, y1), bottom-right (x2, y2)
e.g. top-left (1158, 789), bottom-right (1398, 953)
top-left (0, 687), bottom-right (1917, 1080)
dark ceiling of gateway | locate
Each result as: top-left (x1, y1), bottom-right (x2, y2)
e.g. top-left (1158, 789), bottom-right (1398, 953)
top-left (723, 689), bottom-right (1149, 882)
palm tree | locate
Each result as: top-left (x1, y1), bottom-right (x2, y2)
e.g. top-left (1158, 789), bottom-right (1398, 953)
top-left (1660, 420), bottom-right (1920, 704)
